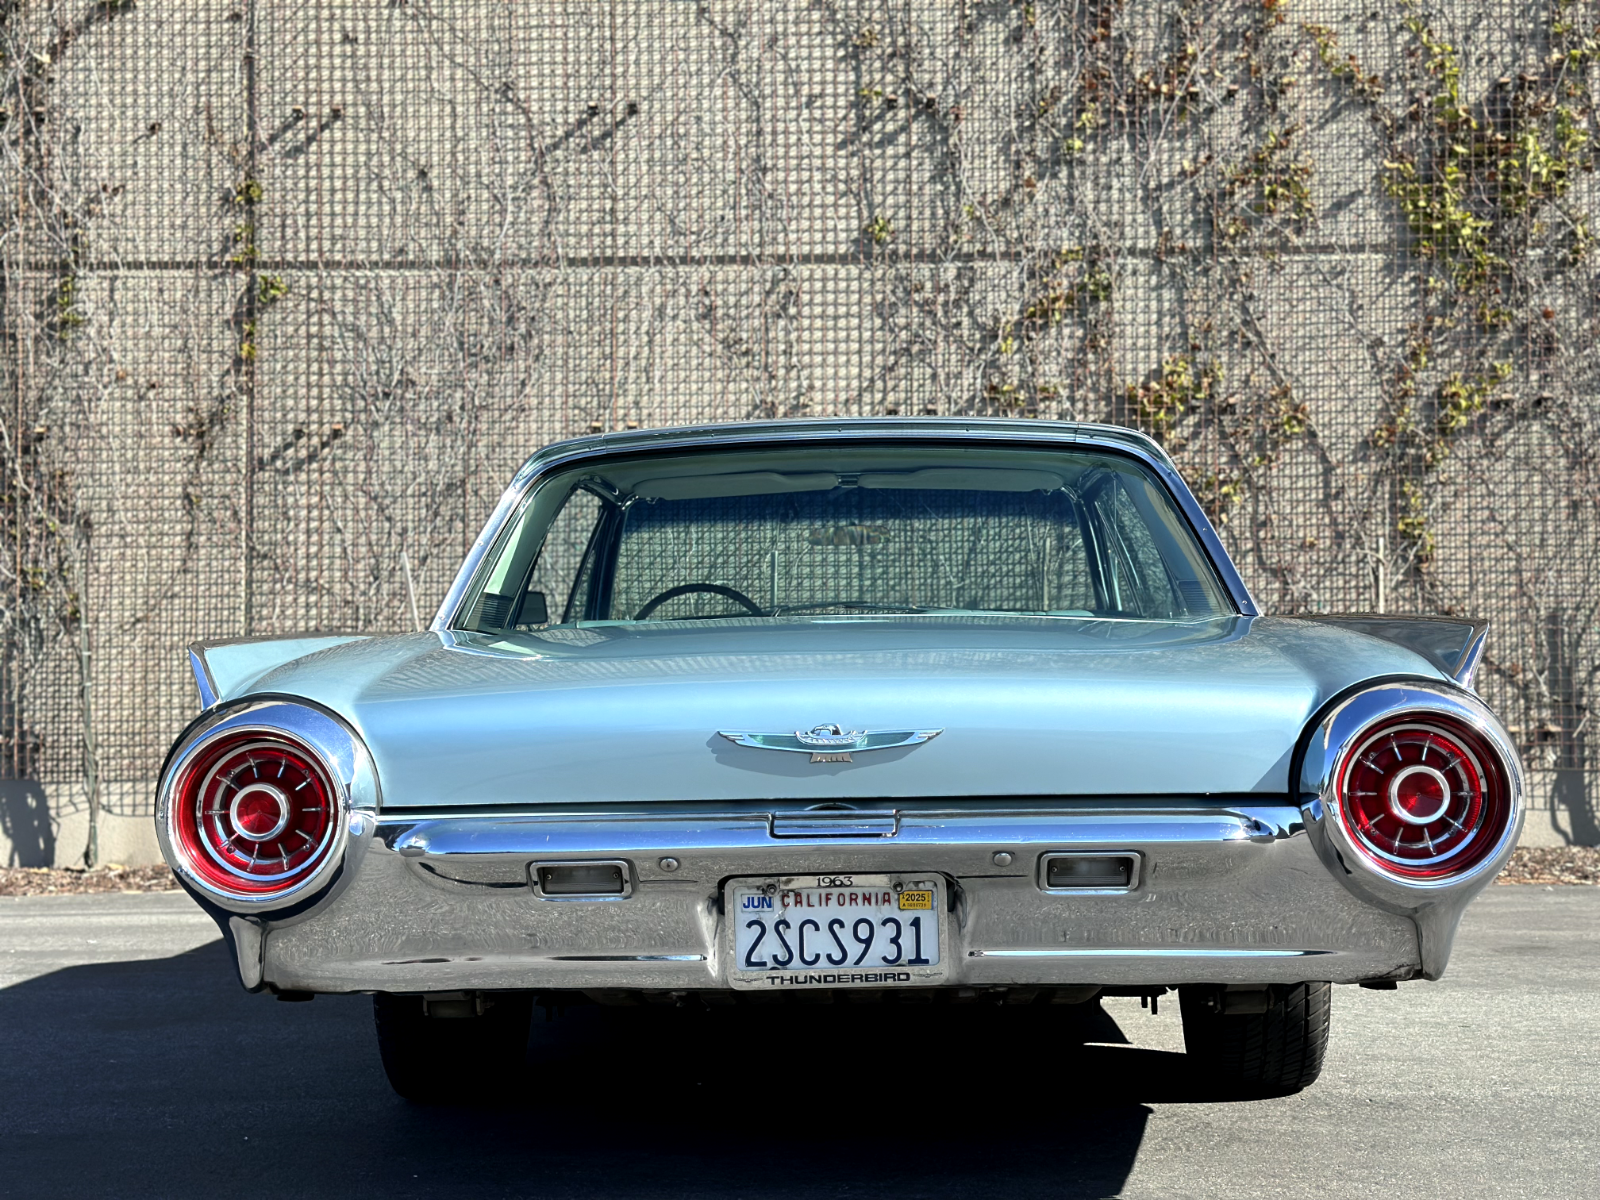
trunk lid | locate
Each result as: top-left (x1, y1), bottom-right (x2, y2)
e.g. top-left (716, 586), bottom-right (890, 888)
top-left (248, 617), bottom-right (1444, 807)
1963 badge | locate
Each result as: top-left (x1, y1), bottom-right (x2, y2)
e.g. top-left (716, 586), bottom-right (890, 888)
top-left (718, 723), bottom-right (942, 763)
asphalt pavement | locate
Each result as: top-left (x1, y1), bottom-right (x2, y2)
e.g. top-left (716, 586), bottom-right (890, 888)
top-left (0, 887), bottom-right (1595, 1199)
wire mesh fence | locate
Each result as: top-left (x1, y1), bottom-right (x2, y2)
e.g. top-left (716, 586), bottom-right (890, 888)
top-left (2, 0), bottom-right (1597, 852)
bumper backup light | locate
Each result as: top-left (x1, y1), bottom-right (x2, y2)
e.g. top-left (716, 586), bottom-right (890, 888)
top-left (1042, 853), bottom-right (1138, 891)
top-left (534, 862), bottom-right (630, 897)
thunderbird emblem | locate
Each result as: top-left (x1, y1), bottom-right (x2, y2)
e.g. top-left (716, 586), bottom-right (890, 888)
top-left (719, 723), bottom-right (942, 764)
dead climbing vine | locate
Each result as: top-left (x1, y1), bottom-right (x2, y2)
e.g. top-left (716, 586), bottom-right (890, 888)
top-left (1310, 0), bottom-right (1597, 570)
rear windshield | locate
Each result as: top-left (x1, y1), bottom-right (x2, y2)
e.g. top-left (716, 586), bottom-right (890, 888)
top-left (456, 443), bottom-right (1233, 631)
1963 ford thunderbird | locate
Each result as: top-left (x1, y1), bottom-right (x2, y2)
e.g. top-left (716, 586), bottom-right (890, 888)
top-left (157, 418), bottom-right (1523, 1100)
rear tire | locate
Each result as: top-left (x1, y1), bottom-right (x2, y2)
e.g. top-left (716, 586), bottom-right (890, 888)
top-left (1179, 982), bottom-right (1331, 1097)
top-left (373, 992), bottom-right (533, 1104)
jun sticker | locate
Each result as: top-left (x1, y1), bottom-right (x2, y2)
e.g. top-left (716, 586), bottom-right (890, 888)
top-left (898, 889), bottom-right (933, 911)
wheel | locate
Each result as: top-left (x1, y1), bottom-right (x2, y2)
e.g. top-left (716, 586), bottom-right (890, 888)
top-left (373, 992), bottom-right (533, 1104)
top-left (1179, 982), bottom-right (1331, 1097)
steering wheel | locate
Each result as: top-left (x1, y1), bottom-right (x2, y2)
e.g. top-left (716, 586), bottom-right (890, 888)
top-left (633, 583), bottom-right (765, 621)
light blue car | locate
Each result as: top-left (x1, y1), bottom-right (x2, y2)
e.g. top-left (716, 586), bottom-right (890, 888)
top-left (157, 418), bottom-right (1523, 1100)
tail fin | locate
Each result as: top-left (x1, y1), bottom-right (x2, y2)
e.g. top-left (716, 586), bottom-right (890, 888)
top-left (188, 635), bottom-right (370, 708)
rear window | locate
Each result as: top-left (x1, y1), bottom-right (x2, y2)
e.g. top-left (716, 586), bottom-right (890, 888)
top-left (458, 443), bottom-right (1232, 631)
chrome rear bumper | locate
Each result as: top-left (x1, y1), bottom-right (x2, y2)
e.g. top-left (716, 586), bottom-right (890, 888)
top-left (220, 801), bottom-right (1454, 995)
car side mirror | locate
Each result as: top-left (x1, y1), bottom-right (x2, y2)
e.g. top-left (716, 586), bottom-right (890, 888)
top-left (520, 590), bottom-right (549, 626)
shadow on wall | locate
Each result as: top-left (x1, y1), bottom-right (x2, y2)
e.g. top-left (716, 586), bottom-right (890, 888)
top-left (0, 780), bottom-right (55, 867)
top-left (1552, 770), bottom-right (1599, 847)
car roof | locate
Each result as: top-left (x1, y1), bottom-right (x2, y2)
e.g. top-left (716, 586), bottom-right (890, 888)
top-left (516, 417), bottom-right (1176, 477)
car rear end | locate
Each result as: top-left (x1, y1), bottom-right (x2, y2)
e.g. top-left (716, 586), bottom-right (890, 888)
top-left (153, 420), bottom-right (1525, 1099)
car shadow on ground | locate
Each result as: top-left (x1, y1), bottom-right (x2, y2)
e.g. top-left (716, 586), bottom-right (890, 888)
top-left (0, 941), bottom-right (1262, 1200)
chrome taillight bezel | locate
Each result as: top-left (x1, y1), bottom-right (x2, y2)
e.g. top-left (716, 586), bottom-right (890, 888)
top-left (1300, 682), bottom-right (1524, 898)
top-left (155, 698), bottom-right (380, 911)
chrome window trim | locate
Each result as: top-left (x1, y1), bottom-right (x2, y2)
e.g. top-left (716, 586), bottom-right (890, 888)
top-left (154, 697), bottom-right (381, 913)
top-left (432, 419), bottom-right (1259, 630)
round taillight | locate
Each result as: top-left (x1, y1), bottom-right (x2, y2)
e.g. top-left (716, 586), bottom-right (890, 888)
top-left (171, 731), bottom-right (341, 896)
top-left (1335, 715), bottom-right (1511, 880)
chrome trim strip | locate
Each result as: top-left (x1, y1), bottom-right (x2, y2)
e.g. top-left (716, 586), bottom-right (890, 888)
top-left (386, 808), bottom-right (1293, 860)
top-left (770, 810), bottom-right (900, 838)
top-left (548, 954), bottom-right (707, 963)
top-left (968, 948), bottom-right (1331, 959)
top-left (433, 418), bottom-right (1259, 629)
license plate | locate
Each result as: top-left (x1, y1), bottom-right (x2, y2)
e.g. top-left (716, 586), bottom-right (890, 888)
top-left (726, 875), bottom-right (946, 990)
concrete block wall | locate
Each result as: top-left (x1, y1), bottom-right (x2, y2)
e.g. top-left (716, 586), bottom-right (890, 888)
top-left (2, 1), bottom-right (1595, 864)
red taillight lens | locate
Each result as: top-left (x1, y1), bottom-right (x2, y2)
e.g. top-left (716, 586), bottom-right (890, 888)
top-left (171, 732), bottom-right (340, 896)
top-left (1335, 715), bottom-right (1510, 880)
